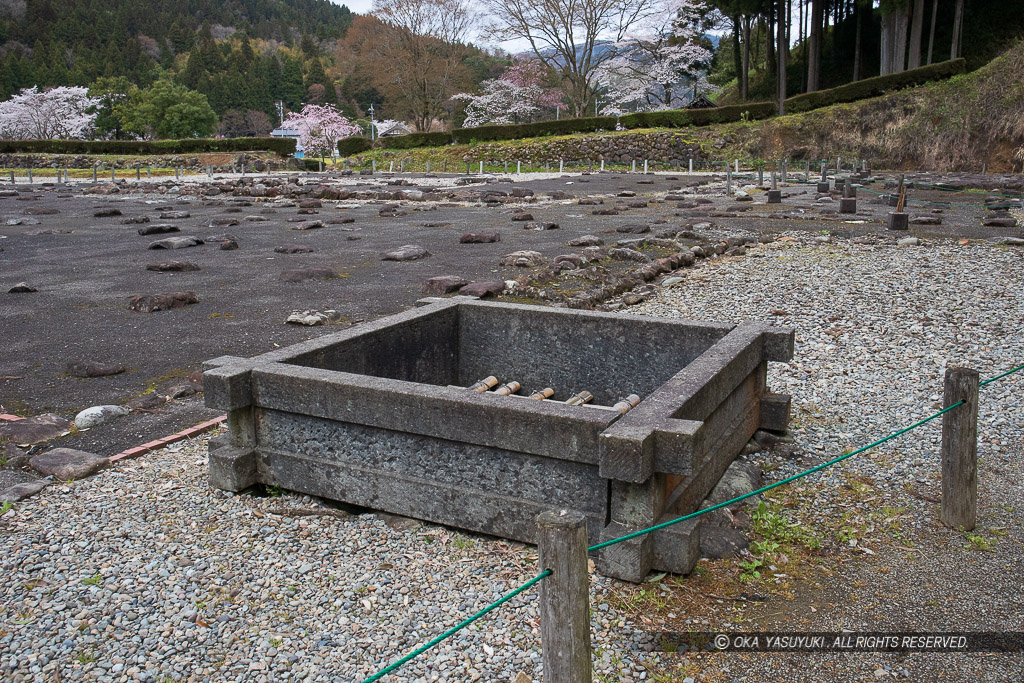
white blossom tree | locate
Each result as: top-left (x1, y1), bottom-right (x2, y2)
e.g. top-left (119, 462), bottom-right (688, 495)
top-left (595, 1), bottom-right (713, 113)
top-left (281, 104), bottom-right (362, 161)
top-left (0, 86), bottom-right (100, 140)
top-left (451, 60), bottom-right (562, 127)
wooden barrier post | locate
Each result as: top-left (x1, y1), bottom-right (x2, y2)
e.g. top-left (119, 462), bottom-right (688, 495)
top-left (941, 367), bottom-right (979, 531)
top-left (537, 509), bottom-right (592, 683)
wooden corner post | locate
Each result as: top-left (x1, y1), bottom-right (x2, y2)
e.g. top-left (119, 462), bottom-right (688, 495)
top-left (536, 510), bottom-right (593, 683)
top-left (940, 366), bottom-right (979, 531)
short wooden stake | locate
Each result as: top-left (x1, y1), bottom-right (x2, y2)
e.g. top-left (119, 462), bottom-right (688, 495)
top-left (941, 367), bottom-right (979, 531)
top-left (537, 509), bottom-right (592, 683)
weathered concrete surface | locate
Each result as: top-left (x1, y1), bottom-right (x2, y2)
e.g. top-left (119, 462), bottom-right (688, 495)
top-left (206, 299), bottom-right (793, 581)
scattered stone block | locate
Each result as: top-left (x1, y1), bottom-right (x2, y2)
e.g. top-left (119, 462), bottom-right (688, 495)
top-left (146, 261), bottom-right (200, 272)
top-left (290, 220), bottom-right (325, 231)
top-left (66, 360), bottom-right (125, 378)
top-left (458, 281), bottom-right (505, 298)
top-left (568, 235), bottom-right (604, 247)
top-left (499, 250), bottom-right (547, 267)
top-left (274, 245), bottom-right (315, 254)
top-left (159, 211), bottom-right (190, 219)
top-left (0, 479), bottom-right (50, 503)
top-left (615, 224), bottom-right (651, 234)
top-left (381, 245), bottom-right (431, 261)
top-left (422, 276), bottom-right (469, 295)
top-left (887, 212), bottom-right (909, 231)
top-left (138, 224), bottom-right (180, 236)
top-left (219, 240), bottom-right (239, 250)
top-left (460, 233), bottom-right (501, 243)
top-left (524, 222), bottom-right (559, 231)
top-left (93, 208), bottom-right (122, 217)
top-left (148, 236), bottom-right (203, 249)
top-left (511, 212), bottom-right (534, 222)
top-left (74, 405), bottom-right (129, 429)
top-left (8, 282), bottom-right (37, 293)
top-left (128, 291), bottom-right (199, 312)
top-left (838, 198), bottom-right (856, 213)
top-left (286, 310), bottom-right (343, 326)
top-left (0, 414), bottom-right (70, 444)
top-left (30, 448), bottom-right (108, 481)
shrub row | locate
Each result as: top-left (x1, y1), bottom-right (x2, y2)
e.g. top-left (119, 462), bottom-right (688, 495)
top-left (0, 137), bottom-right (297, 156)
top-left (619, 101), bottom-right (776, 128)
top-left (785, 58), bottom-right (966, 113)
top-left (381, 131), bottom-right (451, 149)
top-left (450, 116), bottom-right (619, 143)
top-left (337, 136), bottom-right (374, 156)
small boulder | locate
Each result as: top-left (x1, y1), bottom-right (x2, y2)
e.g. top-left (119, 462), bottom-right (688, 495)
top-left (8, 282), bottom-right (37, 293)
top-left (274, 244), bottom-right (315, 254)
top-left (983, 217), bottom-right (1018, 227)
top-left (30, 448), bottom-right (108, 481)
top-left (74, 405), bottom-right (129, 429)
top-left (286, 310), bottom-right (343, 326)
top-left (123, 393), bottom-right (167, 411)
top-left (219, 240), bottom-right (239, 250)
top-left (0, 414), bottom-right (70, 445)
top-left (567, 235), bottom-right (604, 247)
top-left (148, 236), bottom-right (203, 250)
top-left (159, 210), bottom-right (191, 219)
top-left (615, 224), bottom-right (651, 234)
top-left (524, 222), bottom-right (559, 231)
top-left (128, 291), bottom-right (199, 312)
top-left (898, 237), bottom-right (923, 247)
top-left (510, 212), bottom-right (534, 222)
top-left (93, 208), bottom-right (122, 217)
top-left (381, 245), bottom-right (431, 262)
top-left (279, 268), bottom-right (339, 282)
top-left (146, 261), bottom-right (200, 272)
top-left (460, 233), bottom-right (501, 243)
top-left (0, 479), bottom-right (50, 503)
top-left (66, 360), bottom-right (125, 378)
top-left (122, 216), bottom-right (150, 224)
top-left (208, 217), bottom-right (240, 228)
top-left (499, 250), bottom-right (547, 267)
top-left (459, 281), bottom-right (505, 298)
top-left (138, 224), bottom-right (180, 236)
top-left (290, 220), bottom-right (325, 231)
top-left (422, 275), bottom-right (470, 295)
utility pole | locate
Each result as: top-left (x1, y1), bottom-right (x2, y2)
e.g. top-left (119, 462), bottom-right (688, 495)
top-left (277, 101), bottom-right (284, 126)
top-left (369, 103), bottom-right (376, 141)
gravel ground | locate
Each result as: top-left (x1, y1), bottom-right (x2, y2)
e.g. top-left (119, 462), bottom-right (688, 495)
top-left (2, 230), bottom-right (1023, 682)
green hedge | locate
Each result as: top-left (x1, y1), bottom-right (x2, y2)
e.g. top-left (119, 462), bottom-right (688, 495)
top-left (381, 131), bottom-right (451, 149)
top-left (619, 101), bottom-right (776, 128)
top-left (785, 58), bottom-right (967, 113)
top-left (0, 137), bottom-right (297, 156)
top-left (450, 116), bottom-right (619, 143)
top-left (337, 136), bottom-right (374, 156)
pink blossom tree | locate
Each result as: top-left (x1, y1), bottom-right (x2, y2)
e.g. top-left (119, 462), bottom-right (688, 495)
top-left (451, 59), bottom-right (562, 127)
top-left (281, 104), bottom-right (362, 161)
top-left (0, 86), bottom-right (100, 140)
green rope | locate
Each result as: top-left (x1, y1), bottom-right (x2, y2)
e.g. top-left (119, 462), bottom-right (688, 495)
top-left (360, 570), bottom-right (551, 683)
top-left (980, 363), bottom-right (1024, 386)
top-left (357, 363), bottom-right (1022, 681)
top-left (588, 400), bottom-right (964, 552)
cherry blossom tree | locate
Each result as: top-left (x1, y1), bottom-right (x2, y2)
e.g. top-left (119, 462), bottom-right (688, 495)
top-left (0, 86), bottom-right (100, 140)
top-left (451, 59), bottom-right (562, 127)
top-left (282, 104), bottom-right (362, 160)
top-left (595, 1), bottom-right (714, 113)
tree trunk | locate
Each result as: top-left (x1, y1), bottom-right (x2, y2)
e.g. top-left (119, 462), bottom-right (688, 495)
top-left (732, 13), bottom-right (743, 88)
top-left (767, 11), bottom-right (776, 76)
top-left (908, 0), bottom-right (925, 69)
top-left (926, 0), bottom-right (939, 64)
top-left (741, 15), bottom-right (751, 101)
top-left (951, 0), bottom-right (965, 59)
top-left (777, 0), bottom-right (787, 115)
top-left (853, 0), bottom-right (863, 81)
top-left (880, 7), bottom-right (909, 76)
top-left (807, 0), bottom-right (823, 91)
top-left (799, 0), bottom-right (806, 91)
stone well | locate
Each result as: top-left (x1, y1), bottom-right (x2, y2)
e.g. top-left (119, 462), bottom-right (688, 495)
top-left (204, 299), bottom-right (793, 582)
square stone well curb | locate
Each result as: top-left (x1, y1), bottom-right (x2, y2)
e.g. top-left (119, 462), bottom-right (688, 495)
top-left (204, 299), bottom-right (793, 582)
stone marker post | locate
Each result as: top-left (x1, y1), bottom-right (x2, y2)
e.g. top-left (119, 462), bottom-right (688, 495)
top-left (941, 367), bottom-right (979, 531)
top-left (758, 165), bottom-right (763, 187)
top-left (28, 167), bottom-right (32, 184)
top-left (426, 160), bottom-right (431, 173)
top-left (643, 160), bottom-right (649, 174)
top-left (517, 160), bottom-right (521, 174)
top-left (767, 172), bottom-right (781, 203)
top-left (631, 160), bottom-right (636, 173)
top-left (689, 158), bottom-right (693, 173)
top-left (479, 161), bottom-right (484, 174)
top-left (726, 166), bottom-right (732, 195)
top-left (537, 509), bottom-right (592, 683)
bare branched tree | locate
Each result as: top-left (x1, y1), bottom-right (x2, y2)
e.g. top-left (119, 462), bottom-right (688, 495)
top-left (480, 0), bottom-right (663, 117)
top-left (371, 0), bottom-right (476, 132)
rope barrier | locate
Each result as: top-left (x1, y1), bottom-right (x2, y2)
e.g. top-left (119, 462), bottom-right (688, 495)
top-left (358, 364), bottom-right (1022, 681)
top-left (361, 570), bottom-right (551, 683)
